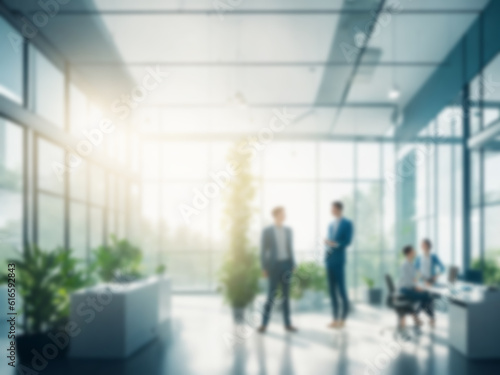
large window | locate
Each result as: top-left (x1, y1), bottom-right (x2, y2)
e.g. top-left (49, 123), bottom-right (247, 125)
top-left (142, 140), bottom-right (396, 295)
top-left (89, 165), bottom-right (106, 248)
top-left (469, 53), bottom-right (500, 284)
top-left (0, 14), bottom-right (131, 278)
top-left (411, 104), bottom-right (464, 270)
top-left (0, 119), bottom-right (23, 264)
top-left (0, 18), bottom-right (23, 104)
top-left (69, 84), bottom-right (88, 136)
top-left (36, 138), bottom-right (65, 250)
top-left (70, 162), bottom-right (88, 260)
top-left (30, 46), bottom-right (65, 129)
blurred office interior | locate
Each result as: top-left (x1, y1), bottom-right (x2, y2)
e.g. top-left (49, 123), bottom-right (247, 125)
top-left (1, 1), bottom-right (500, 374)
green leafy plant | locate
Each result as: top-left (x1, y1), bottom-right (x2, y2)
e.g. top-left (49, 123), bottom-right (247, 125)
top-left (290, 262), bottom-right (327, 300)
top-left (155, 264), bottom-right (167, 275)
top-left (471, 255), bottom-right (500, 286)
top-left (1, 246), bottom-right (90, 334)
top-left (363, 277), bottom-right (375, 289)
top-left (92, 235), bottom-right (143, 282)
top-left (218, 141), bottom-right (260, 308)
top-left (219, 247), bottom-right (261, 308)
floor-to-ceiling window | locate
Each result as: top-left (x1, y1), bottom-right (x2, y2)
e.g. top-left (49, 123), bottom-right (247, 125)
top-left (469, 53), bottom-right (500, 284)
top-left (0, 118), bottom-right (23, 264)
top-left (141, 140), bottom-right (396, 296)
top-left (400, 102), bottom-right (464, 273)
top-left (0, 17), bottom-right (23, 104)
top-left (0, 12), bottom-right (133, 272)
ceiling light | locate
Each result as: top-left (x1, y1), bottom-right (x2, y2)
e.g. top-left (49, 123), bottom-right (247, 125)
top-left (388, 86), bottom-right (401, 101)
top-left (354, 31), bottom-right (366, 48)
top-left (234, 91), bottom-right (247, 108)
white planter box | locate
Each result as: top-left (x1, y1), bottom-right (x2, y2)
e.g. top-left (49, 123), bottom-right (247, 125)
top-left (158, 275), bottom-right (172, 323)
top-left (69, 277), bottom-right (162, 359)
top-left (0, 285), bottom-right (8, 319)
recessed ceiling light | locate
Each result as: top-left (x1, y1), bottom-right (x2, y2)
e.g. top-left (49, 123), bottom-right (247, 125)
top-left (354, 31), bottom-right (366, 48)
top-left (388, 86), bottom-right (401, 100)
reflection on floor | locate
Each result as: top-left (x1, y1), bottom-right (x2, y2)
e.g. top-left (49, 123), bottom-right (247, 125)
top-left (2, 295), bottom-right (500, 375)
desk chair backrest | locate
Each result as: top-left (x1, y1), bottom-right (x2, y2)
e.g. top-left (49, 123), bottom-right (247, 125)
top-left (385, 274), bottom-right (396, 294)
top-left (448, 266), bottom-right (459, 284)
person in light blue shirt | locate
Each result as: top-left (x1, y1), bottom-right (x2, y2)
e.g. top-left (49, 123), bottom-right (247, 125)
top-left (415, 239), bottom-right (445, 284)
top-left (398, 245), bottom-right (434, 328)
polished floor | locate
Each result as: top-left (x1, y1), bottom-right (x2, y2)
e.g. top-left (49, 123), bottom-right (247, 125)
top-left (2, 295), bottom-right (500, 375)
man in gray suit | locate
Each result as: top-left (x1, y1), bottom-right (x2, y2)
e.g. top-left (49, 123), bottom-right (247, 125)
top-left (257, 207), bottom-right (297, 333)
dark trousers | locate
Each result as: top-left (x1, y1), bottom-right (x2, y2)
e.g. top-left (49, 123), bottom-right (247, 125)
top-left (400, 287), bottom-right (434, 318)
top-left (326, 264), bottom-right (349, 320)
top-left (261, 260), bottom-right (293, 327)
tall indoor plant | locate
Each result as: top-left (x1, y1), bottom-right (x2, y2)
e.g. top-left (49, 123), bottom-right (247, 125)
top-left (219, 142), bottom-right (260, 322)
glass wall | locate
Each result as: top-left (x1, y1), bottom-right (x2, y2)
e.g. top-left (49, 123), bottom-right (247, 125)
top-left (0, 118), bottom-right (23, 265)
top-left (30, 46), bottom-right (65, 129)
top-left (0, 17), bottom-right (23, 104)
top-left (469, 52), bottom-right (500, 284)
top-left (142, 140), bottom-right (396, 296)
top-left (0, 12), bottom-right (132, 272)
top-left (410, 107), bottom-right (464, 271)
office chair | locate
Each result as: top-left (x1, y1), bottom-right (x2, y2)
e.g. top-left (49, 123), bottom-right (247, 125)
top-left (384, 274), bottom-right (417, 330)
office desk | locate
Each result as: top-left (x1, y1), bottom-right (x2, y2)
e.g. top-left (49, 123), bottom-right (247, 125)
top-left (422, 283), bottom-right (500, 359)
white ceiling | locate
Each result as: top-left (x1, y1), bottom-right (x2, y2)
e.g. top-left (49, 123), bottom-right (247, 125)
top-left (7, 0), bottom-right (488, 137)
top-left (90, 0), bottom-right (488, 12)
top-left (91, 0), bottom-right (489, 137)
top-left (357, 13), bottom-right (480, 108)
top-left (96, 14), bottom-right (339, 63)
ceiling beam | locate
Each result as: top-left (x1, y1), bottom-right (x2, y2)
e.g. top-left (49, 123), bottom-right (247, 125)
top-left (138, 132), bottom-right (463, 143)
top-left (139, 102), bottom-right (397, 109)
top-left (73, 61), bottom-right (446, 67)
top-left (30, 9), bottom-right (483, 16)
top-left (328, 0), bottom-right (387, 133)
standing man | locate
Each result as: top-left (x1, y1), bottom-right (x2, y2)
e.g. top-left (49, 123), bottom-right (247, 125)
top-left (324, 201), bottom-right (354, 329)
top-left (258, 207), bottom-right (297, 333)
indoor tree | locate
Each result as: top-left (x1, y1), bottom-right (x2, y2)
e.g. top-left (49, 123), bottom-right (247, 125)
top-left (218, 141), bottom-right (260, 320)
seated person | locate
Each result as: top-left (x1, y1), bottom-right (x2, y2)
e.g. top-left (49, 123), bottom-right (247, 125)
top-left (398, 245), bottom-right (435, 328)
top-left (415, 238), bottom-right (445, 285)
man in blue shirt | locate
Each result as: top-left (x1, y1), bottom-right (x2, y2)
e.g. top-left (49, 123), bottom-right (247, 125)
top-left (324, 201), bottom-right (354, 329)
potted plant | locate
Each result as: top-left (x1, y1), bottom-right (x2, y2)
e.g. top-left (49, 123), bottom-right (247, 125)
top-left (290, 262), bottom-right (327, 310)
top-left (91, 235), bottom-right (143, 283)
top-left (471, 255), bottom-right (500, 287)
top-left (155, 264), bottom-right (167, 275)
top-left (219, 248), bottom-right (261, 323)
top-left (218, 141), bottom-right (260, 323)
top-left (363, 277), bottom-right (382, 305)
top-left (1, 246), bottom-right (89, 365)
